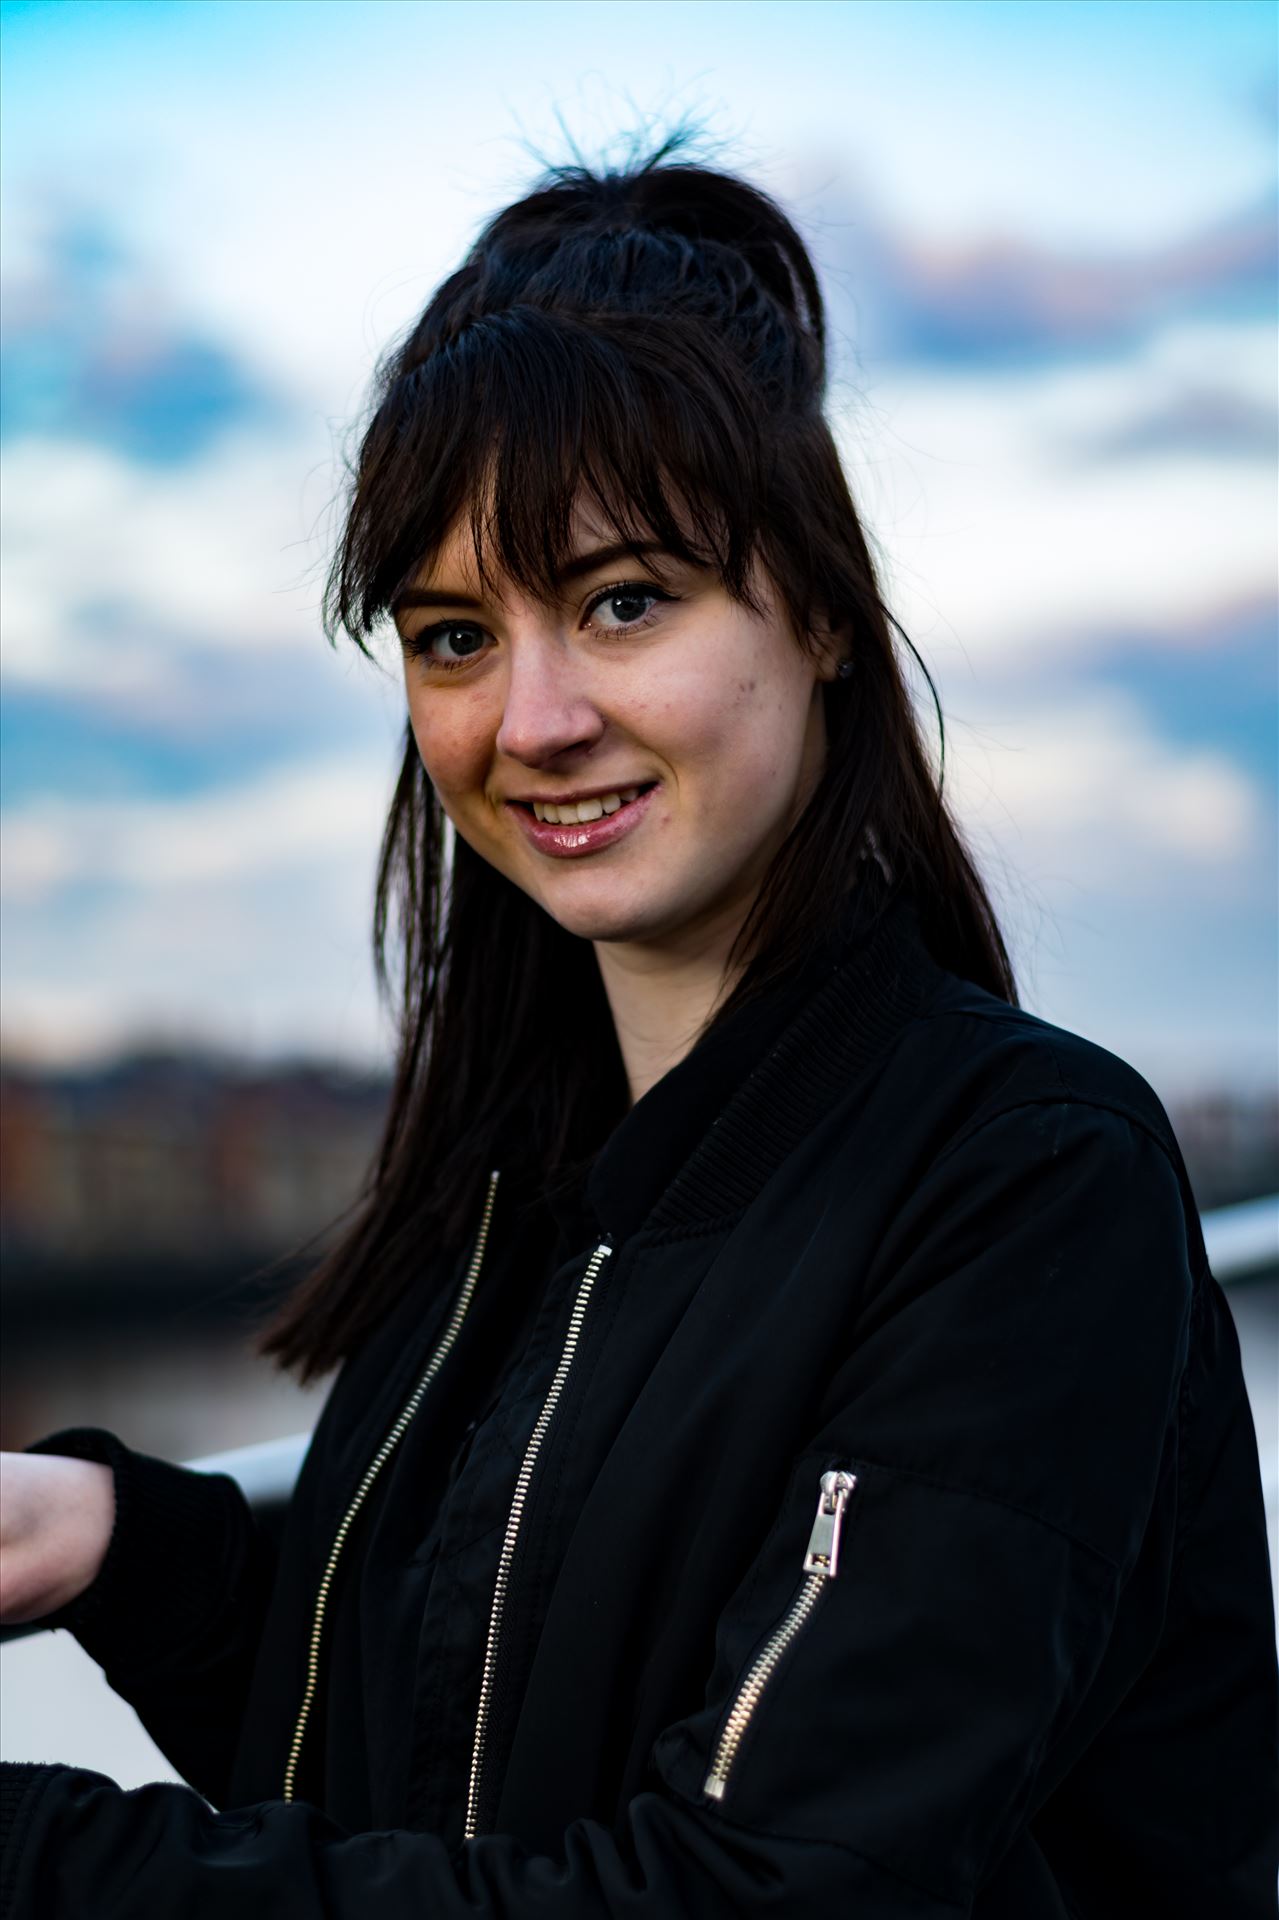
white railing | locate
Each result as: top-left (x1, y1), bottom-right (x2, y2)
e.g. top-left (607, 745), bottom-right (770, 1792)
top-left (184, 1430), bottom-right (313, 1507)
top-left (1200, 1193), bottom-right (1279, 1284)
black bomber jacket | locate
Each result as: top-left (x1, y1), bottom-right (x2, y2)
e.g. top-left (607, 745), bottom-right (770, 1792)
top-left (3, 879), bottom-right (1277, 1918)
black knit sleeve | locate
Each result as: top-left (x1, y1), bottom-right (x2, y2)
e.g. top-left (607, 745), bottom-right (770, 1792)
top-left (21, 1429), bottom-right (277, 1807)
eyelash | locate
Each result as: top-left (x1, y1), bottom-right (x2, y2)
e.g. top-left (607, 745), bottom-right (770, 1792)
top-left (404, 581), bottom-right (678, 674)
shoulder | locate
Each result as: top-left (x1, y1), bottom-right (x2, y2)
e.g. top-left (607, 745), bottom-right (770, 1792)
top-left (851, 985), bottom-right (1205, 1423)
top-left (900, 965), bottom-right (1186, 1172)
top-left (856, 963), bottom-right (1210, 1291)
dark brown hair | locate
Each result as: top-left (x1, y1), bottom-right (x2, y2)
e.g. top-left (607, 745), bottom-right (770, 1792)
top-left (260, 139), bottom-right (1017, 1379)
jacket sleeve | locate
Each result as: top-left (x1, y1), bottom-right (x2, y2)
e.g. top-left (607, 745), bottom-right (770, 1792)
top-left (3, 1100), bottom-right (1275, 1918)
top-left (18, 1428), bottom-right (278, 1808)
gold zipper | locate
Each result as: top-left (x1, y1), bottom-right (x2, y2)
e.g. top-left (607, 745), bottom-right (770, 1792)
top-left (463, 1237), bottom-right (614, 1840)
top-left (702, 1468), bottom-right (857, 1804)
top-left (281, 1168), bottom-right (502, 1802)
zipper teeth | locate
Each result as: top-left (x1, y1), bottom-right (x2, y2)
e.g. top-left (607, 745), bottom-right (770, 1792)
top-left (702, 1571), bottom-right (827, 1803)
top-left (281, 1169), bottom-right (501, 1803)
top-left (463, 1239), bottom-right (613, 1841)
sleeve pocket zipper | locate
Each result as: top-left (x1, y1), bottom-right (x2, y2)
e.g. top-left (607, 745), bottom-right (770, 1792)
top-left (702, 1467), bottom-right (857, 1804)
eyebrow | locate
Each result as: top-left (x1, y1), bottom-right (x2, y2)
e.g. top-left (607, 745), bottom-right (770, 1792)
top-left (390, 541), bottom-right (673, 618)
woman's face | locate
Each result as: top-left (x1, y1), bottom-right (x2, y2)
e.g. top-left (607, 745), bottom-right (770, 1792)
top-left (394, 504), bottom-right (838, 954)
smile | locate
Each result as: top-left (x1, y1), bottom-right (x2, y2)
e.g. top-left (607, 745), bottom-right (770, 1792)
top-left (529, 786), bottom-right (648, 824)
top-left (508, 783), bottom-right (660, 859)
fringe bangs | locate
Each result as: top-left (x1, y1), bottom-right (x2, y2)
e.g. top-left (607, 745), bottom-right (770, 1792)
top-left (328, 305), bottom-right (779, 646)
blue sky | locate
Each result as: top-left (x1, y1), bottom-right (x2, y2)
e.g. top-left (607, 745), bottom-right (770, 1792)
top-left (1, 0), bottom-right (1275, 1097)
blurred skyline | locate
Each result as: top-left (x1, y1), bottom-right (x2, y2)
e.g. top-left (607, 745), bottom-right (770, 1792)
top-left (1, 0), bottom-right (1276, 1099)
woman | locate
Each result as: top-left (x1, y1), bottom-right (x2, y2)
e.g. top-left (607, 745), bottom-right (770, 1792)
top-left (1, 148), bottom-right (1275, 1918)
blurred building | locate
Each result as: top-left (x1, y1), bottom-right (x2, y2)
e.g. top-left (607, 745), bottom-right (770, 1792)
top-left (1, 1049), bottom-right (388, 1325)
top-left (0, 1050), bottom-right (388, 1457)
top-left (1170, 1089), bottom-right (1279, 1211)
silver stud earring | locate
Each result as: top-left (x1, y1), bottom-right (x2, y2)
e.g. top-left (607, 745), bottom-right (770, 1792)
top-left (836, 658), bottom-right (854, 679)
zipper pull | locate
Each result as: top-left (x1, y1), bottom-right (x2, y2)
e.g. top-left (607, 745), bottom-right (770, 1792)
top-left (802, 1469), bottom-right (857, 1578)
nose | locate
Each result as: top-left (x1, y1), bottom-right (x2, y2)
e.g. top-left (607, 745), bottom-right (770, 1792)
top-left (494, 625), bottom-right (607, 768)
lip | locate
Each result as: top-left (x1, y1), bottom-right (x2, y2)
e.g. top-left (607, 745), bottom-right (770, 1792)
top-left (507, 782), bottom-right (660, 859)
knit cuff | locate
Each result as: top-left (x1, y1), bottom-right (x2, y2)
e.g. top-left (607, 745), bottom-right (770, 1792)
top-left (22, 1428), bottom-right (251, 1678)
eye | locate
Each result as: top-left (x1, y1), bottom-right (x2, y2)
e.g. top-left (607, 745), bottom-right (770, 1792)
top-left (405, 621), bottom-right (490, 671)
top-left (585, 583), bottom-right (674, 632)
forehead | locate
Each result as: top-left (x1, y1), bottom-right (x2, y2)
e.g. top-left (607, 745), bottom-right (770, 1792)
top-left (407, 493), bottom-right (665, 605)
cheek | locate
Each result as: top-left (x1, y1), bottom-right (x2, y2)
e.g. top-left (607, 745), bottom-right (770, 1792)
top-left (651, 651), bottom-right (805, 800)
top-left (406, 693), bottom-right (490, 798)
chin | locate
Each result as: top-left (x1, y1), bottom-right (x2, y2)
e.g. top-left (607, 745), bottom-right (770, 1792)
top-left (543, 904), bottom-right (657, 945)
top-left (537, 881), bottom-right (686, 947)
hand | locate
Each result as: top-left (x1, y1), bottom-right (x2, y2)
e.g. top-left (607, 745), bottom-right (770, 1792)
top-left (0, 1451), bottom-right (115, 1624)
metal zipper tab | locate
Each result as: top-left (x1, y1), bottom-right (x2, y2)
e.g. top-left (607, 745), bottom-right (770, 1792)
top-left (282, 1168), bottom-right (501, 1802)
top-left (463, 1238), bottom-right (614, 1841)
top-left (803, 1468), bottom-right (857, 1577)
top-left (702, 1467), bottom-right (857, 1804)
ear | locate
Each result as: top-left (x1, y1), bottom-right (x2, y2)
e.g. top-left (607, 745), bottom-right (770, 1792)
top-left (808, 609), bottom-right (852, 683)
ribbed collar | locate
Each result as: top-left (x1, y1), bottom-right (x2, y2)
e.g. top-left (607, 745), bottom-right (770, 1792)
top-left (541, 863), bottom-right (946, 1253)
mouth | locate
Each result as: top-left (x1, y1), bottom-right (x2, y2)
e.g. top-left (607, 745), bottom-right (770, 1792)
top-left (507, 781), bottom-right (660, 825)
top-left (507, 780), bottom-right (662, 859)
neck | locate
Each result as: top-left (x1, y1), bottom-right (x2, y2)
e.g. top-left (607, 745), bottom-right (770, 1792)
top-left (593, 897), bottom-right (752, 1107)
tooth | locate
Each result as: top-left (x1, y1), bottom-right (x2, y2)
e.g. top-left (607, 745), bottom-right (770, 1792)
top-left (601, 794), bottom-right (621, 814)
top-left (532, 802), bottom-right (546, 822)
top-left (542, 804), bottom-right (562, 823)
top-left (577, 797), bottom-right (604, 821)
top-left (621, 787), bottom-right (639, 803)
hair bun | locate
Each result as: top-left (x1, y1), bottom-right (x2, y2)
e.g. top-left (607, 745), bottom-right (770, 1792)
top-left (444, 151), bottom-right (826, 395)
top-left (620, 163), bottom-right (824, 346)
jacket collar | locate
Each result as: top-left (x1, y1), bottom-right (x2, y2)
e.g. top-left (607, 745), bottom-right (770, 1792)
top-left (646, 873), bottom-right (946, 1234)
top-left (542, 863), bottom-right (947, 1250)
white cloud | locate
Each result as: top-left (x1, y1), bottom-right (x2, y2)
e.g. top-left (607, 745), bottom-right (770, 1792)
top-left (1, 750), bottom-right (394, 905)
top-left (943, 683), bottom-right (1264, 892)
top-left (835, 320), bottom-right (1277, 674)
top-left (0, 752), bottom-right (401, 1065)
top-left (0, 426), bottom-right (345, 693)
top-left (1, 867), bottom-right (391, 1069)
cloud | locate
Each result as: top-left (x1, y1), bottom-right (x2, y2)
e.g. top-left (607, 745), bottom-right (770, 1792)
top-left (1071, 386), bottom-right (1277, 463)
top-left (0, 430), bottom-right (355, 695)
top-left (0, 744), bottom-right (399, 1057)
top-left (1, 749), bottom-right (395, 905)
top-left (1, 209), bottom-right (288, 463)
top-left (1, 861), bottom-right (391, 1068)
top-left (833, 320), bottom-right (1276, 674)
top-left (820, 185), bottom-right (1277, 372)
top-left (1046, 318), bottom-right (1279, 466)
top-left (0, 641), bottom-right (404, 817)
top-left (943, 683), bottom-right (1266, 898)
